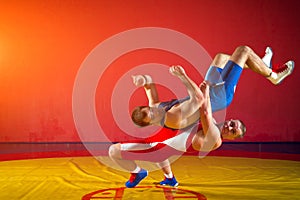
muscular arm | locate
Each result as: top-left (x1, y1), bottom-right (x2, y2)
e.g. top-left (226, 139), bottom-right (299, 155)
top-left (199, 82), bottom-right (213, 133)
top-left (132, 75), bottom-right (160, 107)
top-left (166, 66), bottom-right (204, 128)
top-left (199, 81), bottom-right (222, 150)
top-left (144, 82), bottom-right (159, 107)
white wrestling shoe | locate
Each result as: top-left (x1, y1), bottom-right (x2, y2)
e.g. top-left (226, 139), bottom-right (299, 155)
top-left (267, 60), bottom-right (295, 85)
top-left (262, 47), bottom-right (273, 69)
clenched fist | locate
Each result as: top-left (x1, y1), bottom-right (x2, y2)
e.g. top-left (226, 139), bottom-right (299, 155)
top-left (132, 75), bottom-right (152, 87)
top-left (169, 65), bottom-right (186, 77)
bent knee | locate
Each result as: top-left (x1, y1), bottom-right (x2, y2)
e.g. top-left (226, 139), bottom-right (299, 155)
top-left (211, 53), bottom-right (230, 67)
top-left (214, 53), bottom-right (228, 60)
top-left (215, 53), bottom-right (230, 61)
top-left (235, 45), bottom-right (252, 54)
top-left (108, 144), bottom-right (122, 159)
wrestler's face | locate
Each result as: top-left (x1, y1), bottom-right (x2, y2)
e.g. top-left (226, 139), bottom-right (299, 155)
top-left (221, 119), bottom-right (243, 140)
top-left (142, 107), bottom-right (166, 125)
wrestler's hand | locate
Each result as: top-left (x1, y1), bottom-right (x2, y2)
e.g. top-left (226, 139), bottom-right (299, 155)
top-left (169, 65), bottom-right (186, 77)
top-left (199, 81), bottom-right (210, 99)
top-left (132, 75), bottom-right (152, 87)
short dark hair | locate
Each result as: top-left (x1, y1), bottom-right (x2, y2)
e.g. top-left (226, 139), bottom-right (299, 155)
top-left (131, 106), bottom-right (150, 127)
top-left (238, 120), bottom-right (246, 138)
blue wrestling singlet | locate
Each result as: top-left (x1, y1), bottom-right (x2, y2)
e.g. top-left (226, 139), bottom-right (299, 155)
top-left (158, 96), bottom-right (190, 112)
top-left (205, 60), bottom-right (243, 112)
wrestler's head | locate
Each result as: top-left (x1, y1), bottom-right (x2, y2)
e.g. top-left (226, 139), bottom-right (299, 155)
top-left (131, 106), bottom-right (166, 127)
top-left (220, 119), bottom-right (246, 140)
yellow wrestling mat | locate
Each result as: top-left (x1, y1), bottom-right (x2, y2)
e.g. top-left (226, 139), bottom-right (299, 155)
top-left (0, 156), bottom-right (299, 200)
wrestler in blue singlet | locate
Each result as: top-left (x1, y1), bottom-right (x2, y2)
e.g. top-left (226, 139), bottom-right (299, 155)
top-left (157, 60), bottom-right (243, 120)
top-left (205, 60), bottom-right (243, 112)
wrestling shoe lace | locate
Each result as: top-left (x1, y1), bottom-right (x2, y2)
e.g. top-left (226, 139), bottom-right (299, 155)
top-left (268, 61), bottom-right (294, 85)
top-left (129, 173), bottom-right (137, 183)
top-left (272, 62), bottom-right (292, 73)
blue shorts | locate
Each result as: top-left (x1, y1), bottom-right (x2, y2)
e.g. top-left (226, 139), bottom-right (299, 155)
top-left (205, 60), bottom-right (243, 112)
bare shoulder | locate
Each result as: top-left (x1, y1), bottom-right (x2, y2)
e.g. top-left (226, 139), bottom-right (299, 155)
top-left (205, 123), bottom-right (222, 149)
top-left (212, 137), bottom-right (222, 150)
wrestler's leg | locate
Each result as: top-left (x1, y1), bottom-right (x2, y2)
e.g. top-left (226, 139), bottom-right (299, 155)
top-left (210, 47), bottom-right (273, 70)
top-left (229, 45), bottom-right (294, 84)
top-left (210, 53), bottom-right (231, 69)
top-left (157, 159), bottom-right (172, 174)
top-left (157, 159), bottom-right (179, 187)
top-left (229, 45), bottom-right (272, 75)
top-left (205, 53), bottom-right (233, 85)
top-left (109, 143), bottom-right (148, 188)
top-left (108, 143), bottom-right (138, 171)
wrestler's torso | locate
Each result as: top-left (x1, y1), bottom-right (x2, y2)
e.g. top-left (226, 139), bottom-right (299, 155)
top-left (157, 97), bottom-right (200, 130)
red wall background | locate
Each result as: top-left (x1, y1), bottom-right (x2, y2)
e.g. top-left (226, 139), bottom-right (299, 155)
top-left (0, 0), bottom-right (299, 143)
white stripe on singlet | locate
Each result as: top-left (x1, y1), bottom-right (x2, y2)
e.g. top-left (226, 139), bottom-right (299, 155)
top-left (161, 126), bottom-right (194, 152)
top-left (120, 142), bottom-right (158, 151)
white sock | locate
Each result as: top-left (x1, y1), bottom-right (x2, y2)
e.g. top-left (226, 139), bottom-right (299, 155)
top-left (164, 172), bottom-right (173, 179)
top-left (267, 72), bottom-right (278, 80)
top-left (131, 166), bottom-right (141, 173)
top-left (262, 47), bottom-right (273, 68)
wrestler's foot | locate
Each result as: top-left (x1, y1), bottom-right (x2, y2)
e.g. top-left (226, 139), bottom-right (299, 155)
top-left (125, 169), bottom-right (148, 188)
top-left (160, 175), bottom-right (179, 187)
top-left (267, 61), bottom-right (295, 85)
top-left (262, 47), bottom-right (273, 69)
